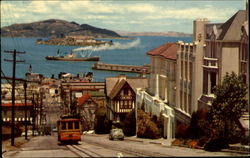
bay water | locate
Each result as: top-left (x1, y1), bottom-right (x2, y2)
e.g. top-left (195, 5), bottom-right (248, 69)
top-left (1, 36), bottom-right (192, 82)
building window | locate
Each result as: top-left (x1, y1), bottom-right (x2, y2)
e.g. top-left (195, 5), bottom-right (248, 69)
top-left (189, 62), bottom-right (192, 81)
top-left (120, 100), bottom-right (123, 109)
top-left (181, 45), bottom-right (184, 52)
top-left (124, 100), bottom-right (127, 109)
top-left (211, 40), bottom-right (217, 58)
top-left (180, 91), bottom-right (183, 110)
top-left (184, 92), bottom-right (187, 112)
top-left (181, 60), bottom-right (183, 79)
top-left (203, 70), bottom-right (208, 94)
top-left (210, 72), bottom-right (217, 93)
top-left (185, 61), bottom-right (188, 80)
top-left (190, 46), bottom-right (193, 53)
top-left (124, 88), bottom-right (128, 95)
top-left (188, 94), bottom-right (192, 114)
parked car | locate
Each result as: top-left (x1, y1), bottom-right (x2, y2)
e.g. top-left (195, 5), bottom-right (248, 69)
top-left (52, 127), bottom-right (57, 132)
top-left (21, 130), bottom-right (39, 136)
top-left (109, 128), bottom-right (124, 140)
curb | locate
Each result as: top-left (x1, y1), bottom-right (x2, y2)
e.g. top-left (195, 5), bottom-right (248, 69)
top-left (125, 138), bottom-right (144, 143)
top-left (229, 146), bottom-right (250, 152)
top-left (220, 149), bottom-right (250, 155)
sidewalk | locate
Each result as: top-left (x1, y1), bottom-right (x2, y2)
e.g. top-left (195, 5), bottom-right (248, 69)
top-left (125, 136), bottom-right (173, 147)
top-left (125, 136), bottom-right (249, 155)
top-left (2, 136), bottom-right (33, 154)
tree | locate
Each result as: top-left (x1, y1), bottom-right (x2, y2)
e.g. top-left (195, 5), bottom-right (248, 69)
top-left (121, 109), bottom-right (136, 136)
top-left (94, 106), bottom-right (111, 134)
top-left (207, 72), bottom-right (247, 143)
top-left (137, 109), bottom-right (160, 139)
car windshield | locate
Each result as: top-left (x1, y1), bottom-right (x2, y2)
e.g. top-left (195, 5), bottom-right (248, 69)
top-left (112, 129), bottom-right (122, 133)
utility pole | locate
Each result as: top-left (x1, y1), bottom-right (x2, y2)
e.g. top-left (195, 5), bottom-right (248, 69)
top-left (32, 93), bottom-right (35, 136)
top-left (40, 89), bottom-right (43, 134)
top-left (4, 49), bottom-right (25, 146)
top-left (36, 93), bottom-right (39, 134)
top-left (24, 81), bottom-right (28, 140)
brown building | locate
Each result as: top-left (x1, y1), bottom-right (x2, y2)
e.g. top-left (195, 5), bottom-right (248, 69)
top-left (1, 102), bottom-right (34, 124)
top-left (60, 82), bottom-right (106, 111)
top-left (106, 75), bottom-right (148, 124)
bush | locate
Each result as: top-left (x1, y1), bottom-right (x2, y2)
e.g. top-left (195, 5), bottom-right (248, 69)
top-left (188, 111), bottom-right (206, 139)
top-left (121, 109), bottom-right (136, 136)
top-left (175, 123), bottom-right (189, 138)
top-left (204, 138), bottom-right (229, 151)
top-left (241, 135), bottom-right (250, 145)
top-left (197, 136), bottom-right (209, 147)
top-left (94, 106), bottom-right (111, 134)
top-left (137, 109), bottom-right (160, 139)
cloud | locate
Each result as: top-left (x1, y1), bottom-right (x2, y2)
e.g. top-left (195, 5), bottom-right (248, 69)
top-left (1, 0), bottom-right (244, 33)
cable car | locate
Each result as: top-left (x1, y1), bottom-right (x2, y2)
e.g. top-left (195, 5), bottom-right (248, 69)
top-left (57, 115), bottom-right (82, 144)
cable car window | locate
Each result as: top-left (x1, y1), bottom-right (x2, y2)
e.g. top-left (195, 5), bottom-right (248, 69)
top-left (62, 122), bottom-right (66, 130)
top-left (68, 122), bottom-right (73, 129)
top-left (75, 122), bottom-right (79, 129)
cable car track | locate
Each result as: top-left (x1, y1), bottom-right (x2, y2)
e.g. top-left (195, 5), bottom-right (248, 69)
top-left (67, 140), bottom-right (173, 157)
top-left (67, 144), bottom-right (103, 157)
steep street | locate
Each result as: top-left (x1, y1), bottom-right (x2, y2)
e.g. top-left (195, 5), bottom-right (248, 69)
top-left (3, 133), bottom-right (248, 157)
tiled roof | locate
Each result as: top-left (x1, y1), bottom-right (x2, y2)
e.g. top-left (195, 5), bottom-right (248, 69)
top-left (106, 76), bottom-right (148, 98)
top-left (77, 93), bottom-right (91, 105)
top-left (147, 43), bottom-right (178, 60)
top-left (109, 79), bottom-right (127, 99)
top-left (1, 102), bottom-right (33, 107)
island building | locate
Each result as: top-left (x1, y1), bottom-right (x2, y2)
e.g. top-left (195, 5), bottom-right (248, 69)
top-left (136, 9), bottom-right (249, 138)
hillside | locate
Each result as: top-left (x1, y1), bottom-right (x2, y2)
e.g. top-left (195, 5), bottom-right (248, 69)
top-left (1, 19), bottom-right (121, 38)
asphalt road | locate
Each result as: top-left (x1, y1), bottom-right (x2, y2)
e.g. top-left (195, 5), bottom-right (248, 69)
top-left (3, 133), bottom-right (248, 157)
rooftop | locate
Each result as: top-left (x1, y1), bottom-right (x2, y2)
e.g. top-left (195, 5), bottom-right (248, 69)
top-left (147, 43), bottom-right (178, 60)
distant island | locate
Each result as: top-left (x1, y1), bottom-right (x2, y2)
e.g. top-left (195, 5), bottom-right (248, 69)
top-left (0, 19), bottom-right (121, 38)
top-left (0, 18), bottom-right (192, 38)
top-left (116, 30), bottom-right (192, 37)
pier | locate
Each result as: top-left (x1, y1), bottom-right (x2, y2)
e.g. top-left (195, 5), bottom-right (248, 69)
top-left (92, 62), bottom-right (150, 74)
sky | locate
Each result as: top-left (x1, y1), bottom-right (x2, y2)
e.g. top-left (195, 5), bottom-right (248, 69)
top-left (0, 0), bottom-right (246, 33)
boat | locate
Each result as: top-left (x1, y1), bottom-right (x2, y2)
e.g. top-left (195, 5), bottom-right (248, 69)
top-left (45, 55), bottom-right (100, 61)
top-left (45, 49), bottom-right (100, 61)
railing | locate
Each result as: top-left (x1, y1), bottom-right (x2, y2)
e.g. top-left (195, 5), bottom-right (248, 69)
top-left (203, 57), bottom-right (218, 69)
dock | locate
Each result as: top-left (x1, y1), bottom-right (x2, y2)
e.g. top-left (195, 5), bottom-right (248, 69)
top-left (92, 62), bottom-right (150, 74)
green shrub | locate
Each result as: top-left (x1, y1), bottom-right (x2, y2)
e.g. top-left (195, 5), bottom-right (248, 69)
top-left (204, 138), bottom-right (229, 151)
top-left (121, 109), bottom-right (136, 136)
top-left (188, 111), bottom-right (205, 139)
top-left (137, 109), bottom-right (160, 139)
top-left (241, 135), bottom-right (250, 145)
top-left (94, 106), bottom-right (111, 134)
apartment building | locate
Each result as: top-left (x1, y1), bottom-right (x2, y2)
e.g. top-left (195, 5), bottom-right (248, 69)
top-left (198, 10), bottom-right (248, 110)
top-left (136, 43), bottom-right (178, 138)
top-left (137, 9), bottom-right (248, 138)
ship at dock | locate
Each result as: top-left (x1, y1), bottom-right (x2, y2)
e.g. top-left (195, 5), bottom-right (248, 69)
top-left (45, 48), bottom-right (100, 61)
